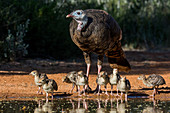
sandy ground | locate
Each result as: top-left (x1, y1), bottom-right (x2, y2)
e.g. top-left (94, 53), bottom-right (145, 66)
top-left (0, 51), bottom-right (170, 100)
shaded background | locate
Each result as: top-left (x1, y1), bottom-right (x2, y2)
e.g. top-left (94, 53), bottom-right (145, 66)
top-left (0, 0), bottom-right (169, 62)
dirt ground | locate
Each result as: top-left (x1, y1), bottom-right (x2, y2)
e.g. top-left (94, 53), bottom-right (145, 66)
top-left (0, 51), bottom-right (170, 100)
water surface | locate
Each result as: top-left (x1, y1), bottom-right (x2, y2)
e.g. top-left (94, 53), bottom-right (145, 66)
top-left (0, 98), bottom-right (170, 113)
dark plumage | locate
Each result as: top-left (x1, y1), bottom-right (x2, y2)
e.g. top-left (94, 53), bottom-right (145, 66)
top-left (66, 9), bottom-right (131, 92)
top-left (138, 74), bottom-right (166, 97)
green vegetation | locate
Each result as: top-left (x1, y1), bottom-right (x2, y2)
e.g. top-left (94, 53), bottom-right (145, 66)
top-left (0, 0), bottom-right (169, 61)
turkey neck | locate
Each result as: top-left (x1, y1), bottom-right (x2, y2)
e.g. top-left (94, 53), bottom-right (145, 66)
top-left (74, 16), bottom-right (88, 30)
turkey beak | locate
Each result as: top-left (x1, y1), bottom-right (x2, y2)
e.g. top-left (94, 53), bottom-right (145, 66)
top-left (66, 14), bottom-right (73, 18)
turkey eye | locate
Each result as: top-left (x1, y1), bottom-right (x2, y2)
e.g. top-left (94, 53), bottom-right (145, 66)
top-left (77, 12), bottom-right (80, 15)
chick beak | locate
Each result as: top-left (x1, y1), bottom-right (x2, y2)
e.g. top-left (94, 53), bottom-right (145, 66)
top-left (66, 14), bottom-right (73, 18)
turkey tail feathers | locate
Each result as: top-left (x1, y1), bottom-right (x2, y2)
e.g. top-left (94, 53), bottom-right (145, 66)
top-left (108, 57), bottom-right (131, 72)
top-left (106, 41), bottom-right (131, 72)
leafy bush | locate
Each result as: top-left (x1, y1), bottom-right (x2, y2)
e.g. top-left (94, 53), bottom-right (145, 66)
top-left (4, 19), bottom-right (29, 61)
top-left (0, 0), bottom-right (169, 61)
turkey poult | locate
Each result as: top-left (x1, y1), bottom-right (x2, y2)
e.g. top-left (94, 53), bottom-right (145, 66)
top-left (138, 74), bottom-right (166, 97)
top-left (38, 75), bottom-right (58, 101)
top-left (96, 71), bottom-right (109, 95)
top-left (62, 71), bottom-right (78, 93)
top-left (66, 9), bottom-right (131, 92)
top-left (29, 70), bottom-right (48, 94)
top-left (75, 71), bottom-right (88, 96)
top-left (117, 76), bottom-right (131, 101)
top-left (109, 68), bottom-right (121, 96)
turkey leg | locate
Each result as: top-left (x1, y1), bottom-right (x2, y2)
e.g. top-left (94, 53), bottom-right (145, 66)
top-left (94, 55), bottom-right (104, 93)
top-left (82, 52), bottom-right (92, 93)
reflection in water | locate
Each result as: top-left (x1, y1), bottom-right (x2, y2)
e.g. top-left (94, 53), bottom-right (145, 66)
top-left (34, 100), bottom-right (43, 113)
top-left (34, 100), bottom-right (54, 113)
top-left (117, 99), bottom-right (126, 113)
top-left (142, 99), bottom-right (164, 113)
top-left (95, 98), bottom-right (129, 113)
top-left (143, 106), bottom-right (162, 113)
top-left (0, 98), bottom-right (169, 113)
top-left (42, 101), bottom-right (53, 113)
top-left (110, 98), bottom-right (117, 113)
top-left (96, 98), bottom-right (108, 113)
top-left (69, 98), bottom-right (88, 113)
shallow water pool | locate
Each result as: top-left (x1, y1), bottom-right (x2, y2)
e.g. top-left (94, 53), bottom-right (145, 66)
top-left (0, 98), bottom-right (170, 113)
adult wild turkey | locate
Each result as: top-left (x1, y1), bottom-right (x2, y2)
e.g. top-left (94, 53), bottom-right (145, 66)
top-left (66, 9), bottom-right (131, 92)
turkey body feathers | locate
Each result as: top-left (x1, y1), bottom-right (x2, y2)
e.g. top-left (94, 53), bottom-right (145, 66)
top-left (70, 9), bottom-right (120, 54)
top-left (147, 74), bottom-right (166, 86)
top-left (69, 9), bottom-right (131, 72)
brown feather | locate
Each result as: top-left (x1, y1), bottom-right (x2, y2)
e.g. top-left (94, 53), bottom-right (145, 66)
top-left (69, 9), bottom-right (131, 72)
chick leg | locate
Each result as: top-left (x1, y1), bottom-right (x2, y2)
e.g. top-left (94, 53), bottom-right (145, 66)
top-left (120, 92), bottom-right (123, 100)
top-left (70, 83), bottom-right (76, 93)
top-left (40, 87), bottom-right (43, 94)
top-left (111, 85), bottom-right (113, 95)
top-left (51, 92), bottom-right (54, 100)
top-left (116, 88), bottom-right (120, 96)
top-left (155, 86), bottom-right (159, 94)
top-left (83, 85), bottom-right (86, 96)
top-left (46, 92), bottom-right (49, 102)
top-left (37, 86), bottom-right (41, 94)
top-left (76, 85), bottom-right (78, 92)
top-left (78, 85), bottom-right (81, 96)
top-left (105, 85), bottom-right (109, 96)
top-left (150, 87), bottom-right (156, 97)
top-left (97, 85), bottom-right (101, 96)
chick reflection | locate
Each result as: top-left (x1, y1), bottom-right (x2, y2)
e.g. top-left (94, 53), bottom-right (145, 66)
top-left (69, 98), bottom-right (88, 113)
top-left (143, 99), bottom-right (163, 113)
top-left (34, 100), bottom-right (43, 113)
top-left (110, 98), bottom-right (129, 113)
top-left (96, 98), bottom-right (109, 113)
top-left (116, 98), bottom-right (126, 113)
top-left (42, 101), bottom-right (53, 113)
top-left (34, 100), bottom-right (54, 113)
top-left (110, 98), bottom-right (117, 113)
